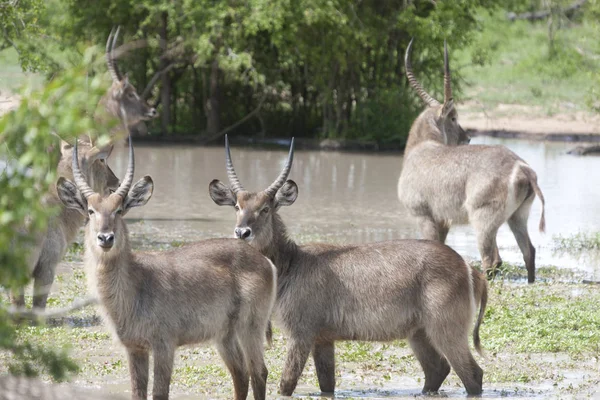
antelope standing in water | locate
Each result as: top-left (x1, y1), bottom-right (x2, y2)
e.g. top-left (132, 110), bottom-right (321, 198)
top-left (397, 39), bottom-right (546, 283)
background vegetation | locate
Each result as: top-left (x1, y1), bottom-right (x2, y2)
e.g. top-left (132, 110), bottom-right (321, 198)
top-left (1, 0), bottom-right (600, 387)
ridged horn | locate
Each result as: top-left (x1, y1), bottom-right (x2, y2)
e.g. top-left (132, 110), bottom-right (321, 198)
top-left (72, 140), bottom-right (96, 199)
top-left (404, 38), bottom-right (441, 108)
top-left (225, 135), bottom-right (245, 194)
top-left (114, 135), bottom-right (135, 199)
top-left (106, 26), bottom-right (122, 83)
top-left (444, 40), bottom-right (452, 102)
top-left (264, 138), bottom-right (295, 198)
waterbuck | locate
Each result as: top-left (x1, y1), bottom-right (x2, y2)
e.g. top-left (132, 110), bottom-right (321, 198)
top-left (209, 137), bottom-right (489, 396)
top-left (99, 26), bottom-right (158, 131)
top-left (10, 28), bottom-right (159, 309)
top-left (56, 138), bottom-right (276, 400)
top-left (397, 39), bottom-right (546, 283)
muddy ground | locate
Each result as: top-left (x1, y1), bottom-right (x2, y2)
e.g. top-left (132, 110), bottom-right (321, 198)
top-left (1, 230), bottom-right (599, 399)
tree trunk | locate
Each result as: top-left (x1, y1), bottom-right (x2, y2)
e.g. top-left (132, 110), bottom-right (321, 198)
top-left (159, 11), bottom-right (171, 135)
top-left (206, 58), bottom-right (221, 136)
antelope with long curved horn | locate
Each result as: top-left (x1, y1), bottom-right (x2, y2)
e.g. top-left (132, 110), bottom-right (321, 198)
top-left (56, 137), bottom-right (276, 400)
top-left (100, 26), bottom-right (158, 133)
top-left (398, 39), bottom-right (546, 282)
top-left (210, 135), bottom-right (489, 396)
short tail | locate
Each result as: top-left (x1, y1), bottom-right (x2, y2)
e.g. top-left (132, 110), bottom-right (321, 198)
top-left (266, 320), bottom-right (273, 348)
top-left (520, 165), bottom-right (546, 232)
top-left (472, 267), bottom-right (488, 356)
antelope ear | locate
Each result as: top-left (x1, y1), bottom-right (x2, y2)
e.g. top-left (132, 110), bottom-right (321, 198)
top-left (439, 99), bottom-right (455, 120)
top-left (57, 177), bottom-right (87, 215)
top-left (209, 180), bottom-right (236, 206)
top-left (275, 180), bottom-right (298, 207)
top-left (123, 176), bottom-right (153, 213)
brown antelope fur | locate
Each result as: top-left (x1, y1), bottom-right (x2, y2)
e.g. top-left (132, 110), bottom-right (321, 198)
top-left (56, 138), bottom-right (276, 400)
top-left (209, 136), bottom-right (488, 396)
top-left (397, 39), bottom-right (546, 283)
top-left (9, 27), bottom-right (158, 310)
top-left (10, 138), bottom-right (119, 309)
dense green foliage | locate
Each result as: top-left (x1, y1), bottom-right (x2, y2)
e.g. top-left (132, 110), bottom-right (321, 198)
top-left (0, 48), bottom-right (110, 380)
top-left (13, 0), bottom-right (500, 145)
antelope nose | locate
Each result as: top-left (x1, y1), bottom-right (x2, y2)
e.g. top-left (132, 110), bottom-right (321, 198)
top-left (97, 232), bottom-right (115, 248)
top-left (235, 227), bottom-right (252, 240)
top-left (147, 108), bottom-right (158, 118)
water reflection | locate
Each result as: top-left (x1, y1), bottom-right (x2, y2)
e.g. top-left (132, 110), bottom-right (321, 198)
top-left (108, 137), bottom-right (600, 280)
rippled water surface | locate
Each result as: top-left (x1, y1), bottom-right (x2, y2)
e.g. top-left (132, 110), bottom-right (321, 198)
top-left (107, 137), bottom-right (600, 280)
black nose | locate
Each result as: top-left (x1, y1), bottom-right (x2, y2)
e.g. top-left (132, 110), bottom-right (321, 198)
top-left (235, 227), bottom-right (252, 239)
top-left (97, 232), bottom-right (115, 247)
top-left (147, 108), bottom-right (158, 118)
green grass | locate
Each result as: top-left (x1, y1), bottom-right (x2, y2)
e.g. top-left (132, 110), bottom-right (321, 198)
top-left (553, 231), bottom-right (600, 252)
top-left (457, 10), bottom-right (600, 114)
top-left (2, 257), bottom-right (599, 397)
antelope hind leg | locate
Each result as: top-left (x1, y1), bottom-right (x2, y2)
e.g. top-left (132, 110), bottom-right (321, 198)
top-left (409, 329), bottom-right (450, 393)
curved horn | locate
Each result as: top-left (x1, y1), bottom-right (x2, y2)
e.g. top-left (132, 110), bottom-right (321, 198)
top-left (444, 40), bottom-right (453, 102)
top-left (225, 135), bottom-right (245, 194)
top-left (105, 26), bottom-right (122, 83)
top-left (114, 135), bottom-right (135, 199)
top-left (404, 38), bottom-right (441, 108)
top-left (71, 140), bottom-right (96, 199)
top-left (264, 138), bottom-right (295, 198)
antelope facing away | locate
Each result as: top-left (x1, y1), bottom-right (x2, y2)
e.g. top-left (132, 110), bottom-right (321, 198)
top-left (397, 39), bottom-right (545, 283)
top-left (56, 138), bottom-right (276, 400)
top-left (209, 137), bottom-right (489, 396)
top-left (10, 28), bottom-right (159, 309)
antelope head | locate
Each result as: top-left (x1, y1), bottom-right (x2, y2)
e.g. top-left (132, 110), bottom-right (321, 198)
top-left (209, 136), bottom-right (297, 251)
top-left (405, 39), bottom-right (470, 145)
top-left (57, 138), bottom-right (120, 196)
top-left (56, 137), bottom-right (153, 256)
top-left (106, 27), bottom-right (158, 126)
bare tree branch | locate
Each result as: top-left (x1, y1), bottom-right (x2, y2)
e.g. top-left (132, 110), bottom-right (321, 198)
top-left (507, 0), bottom-right (587, 22)
top-left (201, 92), bottom-right (267, 144)
top-left (142, 62), bottom-right (175, 99)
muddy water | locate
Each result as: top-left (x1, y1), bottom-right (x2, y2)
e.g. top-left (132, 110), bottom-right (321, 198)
top-left (109, 137), bottom-right (600, 280)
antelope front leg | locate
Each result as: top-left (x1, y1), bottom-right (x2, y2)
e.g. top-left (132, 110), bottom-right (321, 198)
top-left (280, 336), bottom-right (313, 396)
top-left (312, 340), bottom-right (335, 393)
top-left (152, 342), bottom-right (176, 400)
top-left (126, 347), bottom-right (149, 400)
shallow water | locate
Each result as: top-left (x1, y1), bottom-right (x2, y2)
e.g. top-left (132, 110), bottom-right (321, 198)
top-left (109, 136), bottom-right (600, 280)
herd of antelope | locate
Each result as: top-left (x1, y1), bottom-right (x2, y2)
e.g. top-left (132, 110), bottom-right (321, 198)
top-left (8, 30), bottom-right (546, 399)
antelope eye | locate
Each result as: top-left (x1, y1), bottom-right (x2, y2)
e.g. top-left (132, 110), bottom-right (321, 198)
top-left (88, 209), bottom-right (94, 215)
top-left (261, 207), bottom-right (270, 214)
top-left (116, 209), bottom-right (123, 215)
top-left (234, 205), bottom-right (240, 211)
top-left (451, 117), bottom-right (457, 122)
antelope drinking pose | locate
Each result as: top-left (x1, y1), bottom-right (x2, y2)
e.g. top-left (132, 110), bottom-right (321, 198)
top-left (56, 138), bottom-right (276, 400)
top-left (209, 137), bottom-right (488, 396)
top-left (10, 28), bottom-right (158, 309)
top-left (397, 39), bottom-right (546, 283)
